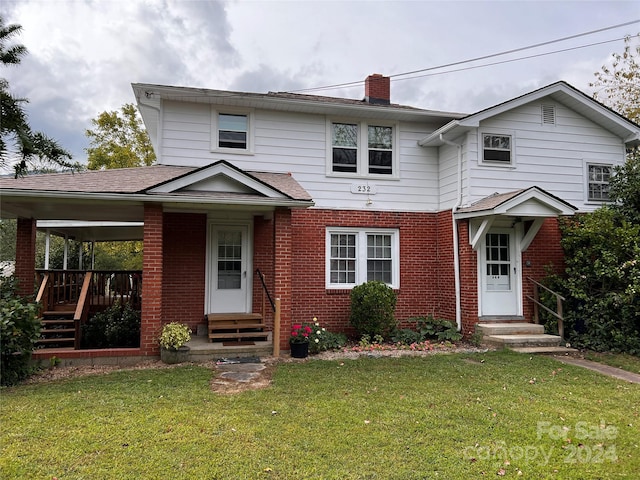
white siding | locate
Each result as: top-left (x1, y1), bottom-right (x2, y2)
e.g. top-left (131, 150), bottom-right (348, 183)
top-left (158, 102), bottom-right (442, 212)
top-left (465, 101), bottom-right (626, 212)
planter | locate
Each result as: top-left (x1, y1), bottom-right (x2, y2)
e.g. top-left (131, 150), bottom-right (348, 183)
top-left (160, 345), bottom-right (190, 364)
top-left (290, 341), bottom-right (309, 359)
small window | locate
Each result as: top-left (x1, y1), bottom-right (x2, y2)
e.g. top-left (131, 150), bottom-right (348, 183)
top-left (327, 228), bottom-right (399, 288)
top-left (332, 123), bottom-right (358, 173)
top-left (483, 134), bottom-right (512, 163)
top-left (588, 164), bottom-right (612, 201)
top-left (218, 114), bottom-right (247, 149)
top-left (368, 125), bottom-right (393, 175)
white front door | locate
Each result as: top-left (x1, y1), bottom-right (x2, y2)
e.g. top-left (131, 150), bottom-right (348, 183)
top-left (208, 224), bottom-right (251, 313)
top-left (479, 229), bottom-right (519, 316)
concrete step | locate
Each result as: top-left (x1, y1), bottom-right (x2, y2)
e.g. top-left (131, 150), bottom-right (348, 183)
top-left (476, 322), bottom-right (545, 336)
top-left (511, 346), bottom-right (576, 354)
top-left (483, 333), bottom-right (562, 348)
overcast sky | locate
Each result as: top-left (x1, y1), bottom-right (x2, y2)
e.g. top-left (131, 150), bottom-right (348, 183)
top-left (2, 0), bottom-right (640, 164)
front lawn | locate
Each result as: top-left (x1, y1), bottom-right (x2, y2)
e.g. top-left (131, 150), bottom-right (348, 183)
top-left (1, 350), bottom-right (638, 479)
top-left (583, 351), bottom-right (640, 374)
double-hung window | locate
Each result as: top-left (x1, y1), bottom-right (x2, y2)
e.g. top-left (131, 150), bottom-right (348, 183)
top-left (327, 228), bottom-right (399, 289)
top-left (328, 120), bottom-right (397, 177)
top-left (481, 133), bottom-right (513, 165)
top-left (212, 109), bottom-right (253, 152)
top-left (587, 164), bottom-right (612, 202)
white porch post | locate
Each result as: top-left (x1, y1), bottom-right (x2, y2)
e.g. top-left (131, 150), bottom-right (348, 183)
top-left (78, 242), bottom-right (83, 270)
top-left (44, 230), bottom-right (50, 270)
top-left (63, 234), bottom-right (69, 270)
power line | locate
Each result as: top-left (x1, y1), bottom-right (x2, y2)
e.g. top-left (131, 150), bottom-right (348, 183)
top-left (288, 20), bottom-right (640, 94)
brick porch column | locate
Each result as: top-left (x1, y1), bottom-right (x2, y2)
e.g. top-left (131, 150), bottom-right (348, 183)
top-left (457, 219), bottom-right (479, 336)
top-left (273, 208), bottom-right (292, 352)
top-left (15, 218), bottom-right (37, 297)
top-left (141, 204), bottom-right (163, 355)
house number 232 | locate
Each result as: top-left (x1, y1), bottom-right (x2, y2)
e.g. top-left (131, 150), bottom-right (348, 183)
top-left (350, 184), bottom-right (377, 195)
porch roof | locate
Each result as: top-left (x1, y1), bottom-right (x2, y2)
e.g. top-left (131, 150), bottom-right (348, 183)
top-left (455, 186), bottom-right (577, 219)
top-left (0, 163), bottom-right (314, 222)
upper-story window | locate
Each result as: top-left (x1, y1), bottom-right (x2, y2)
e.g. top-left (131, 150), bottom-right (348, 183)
top-left (212, 109), bottom-right (253, 153)
top-left (328, 120), bottom-right (398, 177)
top-left (482, 134), bottom-right (512, 164)
top-left (332, 123), bottom-right (358, 173)
top-left (218, 114), bottom-right (247, 149)
top-left (368, 125), bottom-right (393, 174)
top-left (587, 163), bottom-right (612, 202)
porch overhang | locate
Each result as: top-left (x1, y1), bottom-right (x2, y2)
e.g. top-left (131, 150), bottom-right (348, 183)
top-left (456, 187), bottom-right (577, 251)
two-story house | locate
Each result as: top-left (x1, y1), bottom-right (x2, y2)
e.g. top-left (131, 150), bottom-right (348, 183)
top-left (2, 74), bottom-right (638, 361)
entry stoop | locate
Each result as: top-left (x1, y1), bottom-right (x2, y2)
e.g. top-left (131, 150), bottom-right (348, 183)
top-left (476, 322), bottom-right (567, 350)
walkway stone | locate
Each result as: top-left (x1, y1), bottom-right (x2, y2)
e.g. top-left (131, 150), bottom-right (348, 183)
top-left (550, 356), bottom-right (640, 384)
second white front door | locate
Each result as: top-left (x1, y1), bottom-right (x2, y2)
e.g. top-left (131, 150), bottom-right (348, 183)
top-left (479, 229), bottom-right (519, 316)
top-left (208, 224), bottom-right (250, 313)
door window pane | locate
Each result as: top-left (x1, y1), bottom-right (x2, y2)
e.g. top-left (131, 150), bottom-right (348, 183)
top-left (218, 231), bottom-right (242, 289)
top-left (485, 233), bottom-right (510, 291)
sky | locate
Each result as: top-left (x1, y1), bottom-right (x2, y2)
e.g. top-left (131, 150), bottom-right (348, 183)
top-left (2, 0), bottom-right (640, 164)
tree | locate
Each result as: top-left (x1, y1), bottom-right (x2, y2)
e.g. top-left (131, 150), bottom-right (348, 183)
top-left (85, 103), bottom-right (156, 170)
top-left (0, 16), bottom-right (74, 177)
top-left (591, 35), bottom-right (640, 123)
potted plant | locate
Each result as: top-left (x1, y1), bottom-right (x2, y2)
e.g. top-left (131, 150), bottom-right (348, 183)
top-left (159, 322), bottom-right (192, 364)
top-left (290, 323), bottom-right (312, 358)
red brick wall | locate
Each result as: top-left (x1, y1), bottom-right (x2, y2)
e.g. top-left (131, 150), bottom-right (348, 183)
top-left (15, 218), bottom-right (36, 297)
top-left (521, 217), bottom-right (565, 321)
top-left (274, 208), bottom-right (292, 351)
top-left (253, 215), bottom-right (275, 327)
top-left (436, 211), bottom-right (456, 321)
top-left (289, 209), bottom-right (450, 337)
top-left (162, 212), bottom-right (207, 332)
top-left (141, 204), bottom-right (163, 355)
top-left (457, 219), bottom-right (479, 336)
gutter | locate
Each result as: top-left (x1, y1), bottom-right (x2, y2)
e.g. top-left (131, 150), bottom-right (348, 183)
top-left (438, 133), bottom-right (463, 332)
top-left (0, 189), bottom-right (315, 209)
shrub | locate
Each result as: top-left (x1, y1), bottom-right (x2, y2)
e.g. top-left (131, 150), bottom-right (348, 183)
top-left (158, 322), bottom-right (191, 350)
top-left (349, 281), bottom-right (397, 339)
top-left (81, 301), bottom-right (140, 349)
top-left (0, 276), bottom-right (41, 386)
top-left (391, 328), bottom-right (422, 345)
top-left (413, 315), bottom-right (462, 342)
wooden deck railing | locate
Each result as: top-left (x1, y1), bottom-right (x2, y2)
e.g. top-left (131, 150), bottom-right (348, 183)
top-left (526, 277), bottom-right (565, 340)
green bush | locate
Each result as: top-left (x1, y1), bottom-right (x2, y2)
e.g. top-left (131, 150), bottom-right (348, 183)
top-left (392, 315), bottom-right (462, 344)
top-left (0, 276), bottom-right (41, 386)
top-left (307, 318), bottom-right (348, 354)
top-left (545, 210), bottom-right (640, 354)
top-left (81, 301), bottom-right (140, 349)
top-left (349, 281), bottom-right (397, 339)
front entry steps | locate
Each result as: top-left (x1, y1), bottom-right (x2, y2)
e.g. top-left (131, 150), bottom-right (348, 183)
top-left (37, 307), bottom-right (77, 350)
top-left (207, 313), bottom-right (269, 344)
top-left (477, 322), bottom-right (573, 353)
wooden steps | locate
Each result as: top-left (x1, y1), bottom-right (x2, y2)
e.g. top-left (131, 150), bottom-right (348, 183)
top-left (37, 308), bottom-right (77, 349)
top-left (207, 313), bottom-right (269, 343)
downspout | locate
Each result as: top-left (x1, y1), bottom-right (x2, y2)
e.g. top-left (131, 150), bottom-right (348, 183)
top-left (439, 134), bottom-right (463, 331)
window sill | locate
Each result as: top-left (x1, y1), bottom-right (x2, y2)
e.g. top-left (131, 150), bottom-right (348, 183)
top-left (326, 172), bottom-right (400, 181)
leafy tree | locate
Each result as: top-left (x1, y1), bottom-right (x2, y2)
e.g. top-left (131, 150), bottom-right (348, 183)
top-left (0, 16), bottom-right (75, 177)
top-left (591, 35), bottom-right (640, 123)
top-left (85, 103), bottom-right (156, 170)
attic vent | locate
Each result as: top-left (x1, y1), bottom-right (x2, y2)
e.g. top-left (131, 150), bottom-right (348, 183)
top-left (542, 104), bottom-right (556, 125)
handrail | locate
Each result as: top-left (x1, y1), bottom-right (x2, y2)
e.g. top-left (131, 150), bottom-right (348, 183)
top-left (73, 272), bottom-right (93, 349)
top-left (256, 268), bottom-right (276, 312)
top-left (526, 277), bottom-right (564, 340)
top-left (35, 272), bottom-right (51, 312)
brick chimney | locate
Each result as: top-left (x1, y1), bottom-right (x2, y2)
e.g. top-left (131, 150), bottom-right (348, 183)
top-left (365, 74), bottom-right (390, 105)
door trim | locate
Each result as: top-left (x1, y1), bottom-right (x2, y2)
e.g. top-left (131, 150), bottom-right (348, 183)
top-left (205, 220), bottom-right (253, 314)
top-left (477, 227), bottom-right (522, 317)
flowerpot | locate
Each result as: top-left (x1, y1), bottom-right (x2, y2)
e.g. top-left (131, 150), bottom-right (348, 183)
top-left (160, 345), bottom-right (190, 364)
top-left (290, 341), bottom-right (309, 359)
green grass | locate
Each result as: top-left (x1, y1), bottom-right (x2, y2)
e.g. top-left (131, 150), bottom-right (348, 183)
top-left (583, 351), bottom-right (640, 374)
top-left (1, 350), bottom-right (639, 479)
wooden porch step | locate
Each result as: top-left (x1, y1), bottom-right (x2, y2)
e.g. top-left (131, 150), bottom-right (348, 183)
top-left (43, 311), bottom-right (74, 317)
top-left (42, 319), bottom-right (74, 325)
top-left (41, 328), bottom-right (75, 334)
top-left (208, 332), bottom-right (270, 340)
top-left (206, 313), bottom-right (267, 343)
top-left (36, 337), bottom-right (75, 345)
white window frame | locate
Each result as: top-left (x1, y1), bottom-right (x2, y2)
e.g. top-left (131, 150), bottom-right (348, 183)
top-left (585, 162), bottom-right (613, 203)
top-left (211, 107), bottom-right (254, 154)
top-left (325, 227), bottom-right (400, 289)
top-left (326, 119), bottom-right (399, 178)
top-left (478, 130), bottom-right (516, 167)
